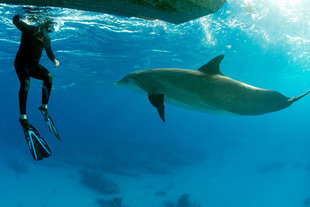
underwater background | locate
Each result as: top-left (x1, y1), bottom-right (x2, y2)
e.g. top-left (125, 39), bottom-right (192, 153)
top-left (0, 0), bottom-right (310, 206)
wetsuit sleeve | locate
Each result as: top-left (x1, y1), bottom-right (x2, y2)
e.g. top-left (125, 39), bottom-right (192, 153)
top-left (45, 36), bottom-right (56, 62)
top-left (13, 15), bottom-right (37, 32)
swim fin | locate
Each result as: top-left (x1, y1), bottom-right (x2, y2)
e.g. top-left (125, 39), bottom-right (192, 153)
top-left (19, 119), bottom-right (52, 161)
top-left (39, 106), bottom-right (61, 141)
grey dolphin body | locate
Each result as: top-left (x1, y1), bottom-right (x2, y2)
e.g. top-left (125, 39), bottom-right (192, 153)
top-left (116, 55), bottom-right (309, 122)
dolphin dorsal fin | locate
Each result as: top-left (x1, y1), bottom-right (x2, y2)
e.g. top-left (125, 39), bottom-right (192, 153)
top-left (198, 55), bottom-right (224, 75)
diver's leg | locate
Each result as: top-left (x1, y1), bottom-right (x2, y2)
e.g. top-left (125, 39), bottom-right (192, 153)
top-left (19, 79), bottom-right (30, 117)
top-left (18, 79), bottom-right (30, 129)
top-left (30, 64), bottom-right (53, 109)
top-left (31, 64), bottom-right (60, 140)
top-left (14, 60), bottom-right (30, 122)
top-left (41, 72), bottom-right (53, 109)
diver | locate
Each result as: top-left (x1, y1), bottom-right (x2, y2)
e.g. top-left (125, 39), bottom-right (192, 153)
top-left (13, 14), bottom-right (61, 160)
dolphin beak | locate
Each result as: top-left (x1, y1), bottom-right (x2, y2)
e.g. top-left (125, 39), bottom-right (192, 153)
top-left (114, 80), bottom-right (121, 86)
top-left (114, 78), bottom-right (126, 86)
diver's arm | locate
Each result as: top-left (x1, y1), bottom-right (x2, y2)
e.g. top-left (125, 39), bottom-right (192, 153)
top-left (45, 37), bottom-right (56, 61)
top-left (13, 15), bottom-right (37, 32)
top-left (45, 37), bottom-right (59, 67)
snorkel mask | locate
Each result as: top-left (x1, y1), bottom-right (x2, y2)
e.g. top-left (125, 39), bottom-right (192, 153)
top-left (40, 20), bottom-right (55, 33)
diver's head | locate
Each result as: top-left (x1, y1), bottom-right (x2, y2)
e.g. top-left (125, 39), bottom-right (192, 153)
top-left (34, 20), bottom-right (55, 41)
top-left (40, 20), bottom-right (55, 33)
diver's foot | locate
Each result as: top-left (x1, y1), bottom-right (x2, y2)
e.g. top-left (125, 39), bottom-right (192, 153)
top-left (19, 118), bottom-right (32, 130)
top-left (39, 106), bottom-right (61, 141)
top-left (19, 119), bottom-right (52, 161)
top-left (39, 106), bottom-right (49, 121)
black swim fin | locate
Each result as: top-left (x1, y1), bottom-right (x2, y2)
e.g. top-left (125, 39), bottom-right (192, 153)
top-left (39, 106), bottom-right (61, 141)
top-left (19, 119), bottom-right (52, 161)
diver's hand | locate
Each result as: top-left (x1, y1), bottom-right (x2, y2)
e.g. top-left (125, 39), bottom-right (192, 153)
top-left (54, 59), bottom-right (60, 68)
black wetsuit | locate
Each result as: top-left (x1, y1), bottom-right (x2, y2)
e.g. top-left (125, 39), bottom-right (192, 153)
top-left (13, 15), bottom-right (55, 115)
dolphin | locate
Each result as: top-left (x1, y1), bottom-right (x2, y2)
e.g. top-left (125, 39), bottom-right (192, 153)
top-left (115, 55), bottom-right (309, 122)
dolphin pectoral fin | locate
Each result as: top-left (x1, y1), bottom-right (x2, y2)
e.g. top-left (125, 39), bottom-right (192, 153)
top-left (148, 94), bottom-right (165, 123)
top-left (156, 105), bottom-right (165, 123)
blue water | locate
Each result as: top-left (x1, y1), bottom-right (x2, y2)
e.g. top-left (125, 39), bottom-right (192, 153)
top-left (1, 1), bottom-right (310, 206)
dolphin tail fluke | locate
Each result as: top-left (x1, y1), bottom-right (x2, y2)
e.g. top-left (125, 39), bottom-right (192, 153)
top-left (288, 90), bottom-right (310, 103)
top-left (148, 93), bottom-right (165, 123)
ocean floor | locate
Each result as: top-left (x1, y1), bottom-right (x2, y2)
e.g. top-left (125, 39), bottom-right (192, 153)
top-left (1, 141), bottom-right (310, 207)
